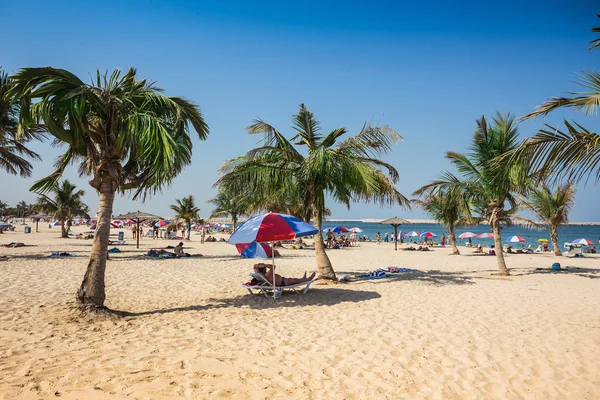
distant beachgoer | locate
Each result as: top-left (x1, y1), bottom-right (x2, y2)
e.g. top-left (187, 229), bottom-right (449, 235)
top-left (376, 232), bottom-right (381, 244)
top-left (467, 237), bottom-right (472, 247)
top-left (473, 243), bottom-right (483, 253)
top-left (441, 234), bottom-right (446, 247)
top-left (200, 227), bottom-right (206, 244)
top-left (384, 232), bottom-right (389, 243)
top-left (326, 229), bottom-right (334, 248)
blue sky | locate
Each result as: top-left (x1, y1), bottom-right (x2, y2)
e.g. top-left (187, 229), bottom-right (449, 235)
top-left (2, 0), bottom-right (599, 221)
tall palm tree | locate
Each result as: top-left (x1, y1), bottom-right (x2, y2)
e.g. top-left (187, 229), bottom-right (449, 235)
top-left (217, 104), bottom-right (409, 280)
top-left (10, 67), bottom-right (208, 310)
top-left (412, 188), bottom-right (472, 255)
top-left (416, 113), bottom-right (531, 275)
top-left (0, 200), bottom-right (8, 216)
top-left (34, 180), bottom-right (89, 238)
top-left (207, 189), bottom-right (246, 231)
top-left (516, 182), bottom-right (576, 256)
top-left (15, 200), bottom-right (30, 224)
top-left (518, 16), bottom-right (600, 183)
top-left (0, 69), bottom-right (44, 176)
top-left (171, 195), bottom-right (201, 240)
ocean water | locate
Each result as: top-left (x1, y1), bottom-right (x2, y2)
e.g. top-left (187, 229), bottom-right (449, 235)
top-left (324, 221), bottom-right (600, 248)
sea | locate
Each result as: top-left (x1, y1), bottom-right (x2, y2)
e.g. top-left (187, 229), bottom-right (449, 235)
top-left (324, 220), bottom-right (600, 248)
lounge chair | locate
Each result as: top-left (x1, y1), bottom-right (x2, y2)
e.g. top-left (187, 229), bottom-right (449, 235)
top-left (242, 273), bottom-right (313, 297)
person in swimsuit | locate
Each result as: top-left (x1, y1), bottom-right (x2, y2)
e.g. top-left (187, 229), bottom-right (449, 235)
top-left (253, 263), bottom-right (315, 286)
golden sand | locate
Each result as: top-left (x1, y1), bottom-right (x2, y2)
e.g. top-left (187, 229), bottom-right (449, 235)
top-left (1, 226), bottom-right (599, 399)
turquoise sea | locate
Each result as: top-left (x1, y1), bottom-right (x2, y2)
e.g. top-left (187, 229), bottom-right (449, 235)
top-left (325, 221), bottom-right (600, 248)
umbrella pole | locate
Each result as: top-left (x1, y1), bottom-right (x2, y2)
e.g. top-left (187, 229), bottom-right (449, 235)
top-left (394, 225), bottom-right (398, 251)
top-left (136, 219), bottom-right (140, 249)
top-left (271, 241), bottom-right (276, 299)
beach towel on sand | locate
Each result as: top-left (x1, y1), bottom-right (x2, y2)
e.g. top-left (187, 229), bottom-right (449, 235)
top-left (49, 252), bottom-right (79, 257)
top-left (388, 266), bottom-right (417, 273)
top-left (358, 268), bottom-right (389, 279)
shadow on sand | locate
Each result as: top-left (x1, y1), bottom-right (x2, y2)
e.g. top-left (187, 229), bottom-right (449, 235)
top-left (112, 287), bottom-right (381, 317)
top-left (335, 269), bottom-right (476, 286)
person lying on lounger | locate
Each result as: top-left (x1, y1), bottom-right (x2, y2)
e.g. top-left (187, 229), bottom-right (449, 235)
top-left (473, 244), bottom-right (483, 253)
top-left (253, 263), bottom-right (315, 287)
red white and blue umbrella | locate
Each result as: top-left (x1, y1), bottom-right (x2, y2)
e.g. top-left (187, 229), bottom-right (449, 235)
top-left (228, 212), bottom-right (318, 244)
top-left (459, 232), bottom-right (477, 239)
top-left (349, 227), bottom-right (363, 233)
top-left (405, 231), bottom-right (420, 237)
top-left (228, 213), bottom-right (317, 298)
top-left (572, 238), bottom-right (594, 246)
top-left (420, 231), bottom-right (437, 238)
top-left (322, 226), bottom-right (349, 234)
top-left (52, 221), bottom-right (61, 226)
top-left (235, 241), bottom-right (273, 259)
top-left (155, 220), bottom-right (169, 227)
top-left (505, 235), bottom-right (526, 243)
top-left (478, 232), bottom-right (494, 239)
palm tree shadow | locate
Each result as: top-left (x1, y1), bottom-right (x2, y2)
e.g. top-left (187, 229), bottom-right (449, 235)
top-left (513, 266), bottom-right (600, 279)
top-left (335, 269), bottom-right (475, 285)
top-left (111, 287), bottom-right (381, 317)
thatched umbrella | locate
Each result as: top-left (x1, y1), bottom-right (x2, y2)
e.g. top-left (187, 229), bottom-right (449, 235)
top-left (113, 211), bottom-right (164, 248)
top-left (378, 217), bottom-right (411, 250)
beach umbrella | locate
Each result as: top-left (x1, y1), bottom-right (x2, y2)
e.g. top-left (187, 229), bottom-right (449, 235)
top-left (228, 212), bottom-right (318, 298)
top-left (478, 233), bottom-right (494, 239)
top-left (405, 231), bottom-right (420, 237)
top-left (378, 217), bottom-right (411, 250)
top-left (155, 220), bottom-right (169, 227)
top-left (572, 238), bottom-right (594, 246)
top-left (537, 238), bottom-right (549, 243)
top-left (235, 241), bottom-right (273, 259)
top-left (322, 226), bottom-right (349, 234)
top-left (420, 231), bottom-right (437, 238)
top-left (52, 221), bottom-right (61, 226)
top-left (459, 232), bottom-right (477, 239)
top-left (113, 211), bottom-right (165, 248)
top-left (505, 235), bottom-right (526, 243)
top-left (349, 227), bottom-right (363, 233)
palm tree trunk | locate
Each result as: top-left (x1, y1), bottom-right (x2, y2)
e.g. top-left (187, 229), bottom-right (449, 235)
top-left (186, 221), bottom-right (191, 240)
top-left (232, 215), bottom-right (238, 231)
top-left (491, 211), bottom-right (509, 276)
top-left (551, 226), bottom-right (562, 256)
top-left (449, 228), bottom-right (460, 255)
top-left (77, 175), bottom-right (115, 309)
top-left (60, 219), bottom-right (68, 238)
top-left (313, 211), bottom-right (336, 280)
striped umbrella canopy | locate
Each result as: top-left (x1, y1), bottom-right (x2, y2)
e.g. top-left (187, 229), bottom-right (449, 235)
top-left (420, 231), bottom-right (437, 238)
top-left (228, 212), bottom-right (318, 244)
top-left (235, 241), bottom-right (273, 258)
top-left (572, 238), bottom-right (594, 246)
top-left (155, 220), bottom-right (170, 227)
top-left (322, 226), bottom-right (349, 234)
top-left (459, 232), bottom-right (477, 239)
top-left (478, 233), bottom-right (494, 239)
top-left (349, 227), bottom-right (363, 233)
top-left (505, 235), bottom-right (526, 243)
top-left (404, 231), bottom-right (420, 237)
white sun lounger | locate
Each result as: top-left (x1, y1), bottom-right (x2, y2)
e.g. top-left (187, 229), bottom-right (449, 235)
top-left (242, 273), bottom-right (313, 297)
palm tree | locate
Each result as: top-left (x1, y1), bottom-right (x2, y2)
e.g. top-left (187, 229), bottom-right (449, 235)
top-left (0, 69), bottom-right (44, 177)
top-left (412, 188), bottom-right (472, 255)
top-left (516, 182), bottom-right (575, 256)
top-left (15, 200), bottom-right (30, 224)
top-left (10, 67), bottom-right (208, 310)
top-left (34, 179), bottom-right (89, 238)
top-left (217, 104), bottom-right (409, 280)
top-left (0, 200), bottom-right (8, 216)
top-left (171, 195), bottom-right (201, 240)
top-left (416, 113), bottom-right (531, 275)
top-left (518, 16), bottom-right (600, 183)
top-left (207, 189), bottom-right (246, 231)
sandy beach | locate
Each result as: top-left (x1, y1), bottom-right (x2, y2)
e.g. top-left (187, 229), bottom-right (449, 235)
top-left (1, 226), bottom-right (599, 399)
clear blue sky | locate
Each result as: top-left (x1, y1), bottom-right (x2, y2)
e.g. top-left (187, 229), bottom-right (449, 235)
top-left (2, 0), bottom-right (599, 221)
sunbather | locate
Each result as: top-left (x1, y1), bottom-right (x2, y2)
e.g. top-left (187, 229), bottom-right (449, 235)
top-left (253, 263), bottom-right (315, 286)
top-left (473, 244), bottom-right (483, 253)
top-left (1, 242), bottom-right (25, 248)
